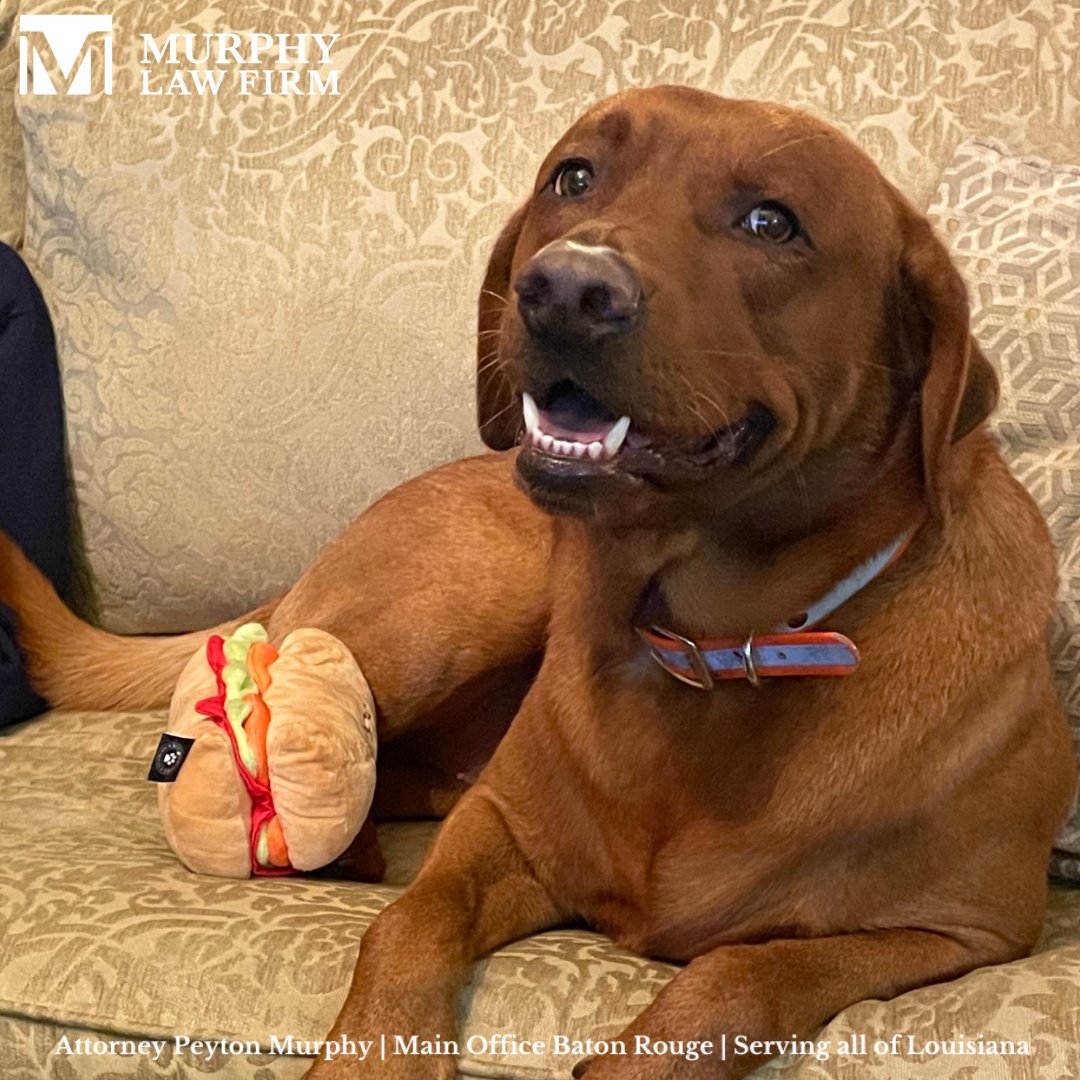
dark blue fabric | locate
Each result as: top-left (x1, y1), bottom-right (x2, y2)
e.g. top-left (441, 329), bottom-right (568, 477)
top-left (0, 242), bottom-right (70, 724)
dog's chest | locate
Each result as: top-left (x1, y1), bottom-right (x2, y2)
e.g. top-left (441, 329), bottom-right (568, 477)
top-left (544, 665), bottom-right (835, 958)
top-left (566, 785), bottom-right (804, 963)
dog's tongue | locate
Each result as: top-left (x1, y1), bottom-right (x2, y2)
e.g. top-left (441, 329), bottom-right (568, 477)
top-left (539, 383), bottom-right (618, 441)
top-left (538, 409), bottom-right (617, 442)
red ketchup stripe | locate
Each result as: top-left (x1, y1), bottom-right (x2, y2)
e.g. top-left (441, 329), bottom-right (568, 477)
top-left (194, 635), bottom-right (294, 877)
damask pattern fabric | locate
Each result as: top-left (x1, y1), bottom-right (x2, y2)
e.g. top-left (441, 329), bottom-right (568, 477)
top-left (0, 2), bottom-right (22, 246)
top-left (1, 707), bottom-right (1079, 1080)
top-left (2, 0), bottom-right (1079, 631)
top-left (926, 139), bottom-right (1080, 876)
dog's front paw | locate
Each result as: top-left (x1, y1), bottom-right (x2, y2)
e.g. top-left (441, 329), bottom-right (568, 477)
top-left (300, 1034), bottom-right (378, 1080)
top-left (300, 999), bottom-right (459, 1080)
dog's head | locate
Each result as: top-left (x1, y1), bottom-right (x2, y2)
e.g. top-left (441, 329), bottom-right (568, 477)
top-left (478, 87), bottom-right (996, 529)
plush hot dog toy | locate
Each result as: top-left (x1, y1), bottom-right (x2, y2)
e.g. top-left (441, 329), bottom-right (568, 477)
top-left (154, 623), bottom-right (377, 878)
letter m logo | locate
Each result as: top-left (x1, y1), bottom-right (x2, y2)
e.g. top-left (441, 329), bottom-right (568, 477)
top-left (19, 15), bottom-right (113, 95)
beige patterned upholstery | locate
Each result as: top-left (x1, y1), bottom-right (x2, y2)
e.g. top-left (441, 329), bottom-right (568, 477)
top-left (926, 139), bottom-right (1080, 874)
top-left (2, 0), bottom-right (1079, 632)
top-left (1, 708), bottom-right (1079, 1079)
top-left (0, 5), bottom-right (22, 246)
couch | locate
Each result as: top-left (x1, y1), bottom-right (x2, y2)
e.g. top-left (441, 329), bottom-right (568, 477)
top-left (1, 2), bottom-right (1079, 1077)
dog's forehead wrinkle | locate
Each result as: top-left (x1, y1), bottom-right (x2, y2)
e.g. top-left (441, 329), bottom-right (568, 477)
top-left (595, 106), bottom-right (633, 146)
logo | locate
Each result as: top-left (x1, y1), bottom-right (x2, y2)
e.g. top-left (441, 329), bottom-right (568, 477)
top-left (147, 733), bottom-right (196, 783)
top-left (17, 17), bottom-right (341, 99)
top-left (19, 14), bottom-right (113, 95)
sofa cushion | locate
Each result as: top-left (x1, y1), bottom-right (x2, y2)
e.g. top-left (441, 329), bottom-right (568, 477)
top-left (1, 707), bottom-right (1079, 1079)
top-left (4, 0), bottom-right (1080, 632)
top-left (926, 138), bottom-right (1080, 876)
top-left (0, 6), bottom-right (24, 245)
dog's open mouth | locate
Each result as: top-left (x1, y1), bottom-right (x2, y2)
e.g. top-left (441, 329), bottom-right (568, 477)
top-left (519, 379), bottom-right (772, 482)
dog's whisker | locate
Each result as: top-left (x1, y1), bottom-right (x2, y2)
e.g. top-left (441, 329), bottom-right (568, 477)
top-left (479, 394), bottom-right (520, 429)
top-left (793, 464), bottom-right (812, 532)
top-left (855, 359), bottom-right (911, 378)
top-left (678, 372), bottom-right (735, 435)
top-left (694, 348), bottom-right (769, 363)
top-left (687, 401), bottom-right (716, 436)
top-left (476, 352), bottom-right (503, 376)
top-left (680, 385), bottom-right (720, 435)
top-left (479, 288), bottom-right (509, 309)
top-left (697, 396), bottom-right (734, 435)
top-left (696, 348), bottom-right (906, 381)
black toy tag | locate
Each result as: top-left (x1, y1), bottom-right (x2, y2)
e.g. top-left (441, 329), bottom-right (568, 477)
top-left (148, 733), bottom-right (196, 783)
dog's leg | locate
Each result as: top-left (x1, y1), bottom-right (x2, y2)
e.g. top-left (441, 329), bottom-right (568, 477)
top-left (304, 787), bottom-right (564, 1080)
top-left (267, 453), bottom-right (552, 738)
top-left (267, 453), bottom-right (551, 881)
top-left (575, 928), bottom-right (1013, 1079)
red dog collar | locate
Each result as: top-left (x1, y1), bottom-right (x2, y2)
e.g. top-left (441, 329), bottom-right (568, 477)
top-left (640, 528), bottom-right (916, 689)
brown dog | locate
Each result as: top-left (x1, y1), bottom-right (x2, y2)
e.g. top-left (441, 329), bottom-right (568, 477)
top-left (1, 87), bottom-right (1075, 1079)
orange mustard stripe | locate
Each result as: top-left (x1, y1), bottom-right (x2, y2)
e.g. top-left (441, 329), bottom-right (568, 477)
top-left (243, 641), bottom-right (280, 807)
top-left (244, 694), bottom-right (272, 786)
top-left (248, 641), bottom-right (279, 694)
top-left (266, 816), bottom-right (290, 867)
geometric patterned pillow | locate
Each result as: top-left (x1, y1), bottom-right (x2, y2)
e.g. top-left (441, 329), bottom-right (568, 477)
top-left (928, 138), bottom-right (1080, 877)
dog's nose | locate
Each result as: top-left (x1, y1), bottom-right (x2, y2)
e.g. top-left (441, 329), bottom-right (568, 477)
top-left (515, 242), bottom-right (640, 343)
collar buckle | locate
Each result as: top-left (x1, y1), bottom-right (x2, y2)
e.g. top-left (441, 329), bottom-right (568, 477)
top-left (641, 624), bottom-right (714, 690)
top-left (741, 633), bottom-right (762, 688)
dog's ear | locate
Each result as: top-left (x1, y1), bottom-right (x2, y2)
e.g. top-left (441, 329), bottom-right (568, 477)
top-left (898, 215), bottom-right (998, 515)
top-left (953, 339), bottom-right (999, 444)
top-left (477, 204), bottom-right (528, 450)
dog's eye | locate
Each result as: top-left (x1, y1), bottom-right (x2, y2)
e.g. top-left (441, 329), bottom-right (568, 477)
top-left (741, 202), bottom-right (800, 243)
top-left (551, 160), bottom-right (595, 198)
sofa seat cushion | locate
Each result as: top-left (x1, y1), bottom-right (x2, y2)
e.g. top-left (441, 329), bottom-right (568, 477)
top-left (1, 708), bottom-right (1079, 1079)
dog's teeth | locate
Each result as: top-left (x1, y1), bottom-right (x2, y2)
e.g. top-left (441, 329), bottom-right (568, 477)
top-left (603, 416), bottom-right (631, 458)
top-left (522, 392), bottom-right (540, 435)
top-left (522, 393), bottom-right (626, 463)
top-left (532, 426), bottom-right (615, 461)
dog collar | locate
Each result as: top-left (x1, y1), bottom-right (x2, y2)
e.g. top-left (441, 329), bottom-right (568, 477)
top-left (638, 528), bottom-right (917, 689)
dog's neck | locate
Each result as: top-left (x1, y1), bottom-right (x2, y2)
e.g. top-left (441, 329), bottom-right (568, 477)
top-left (656, 504), bottom-right (924, 638)
top-left (577, 464), bottom-right (929, 641)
